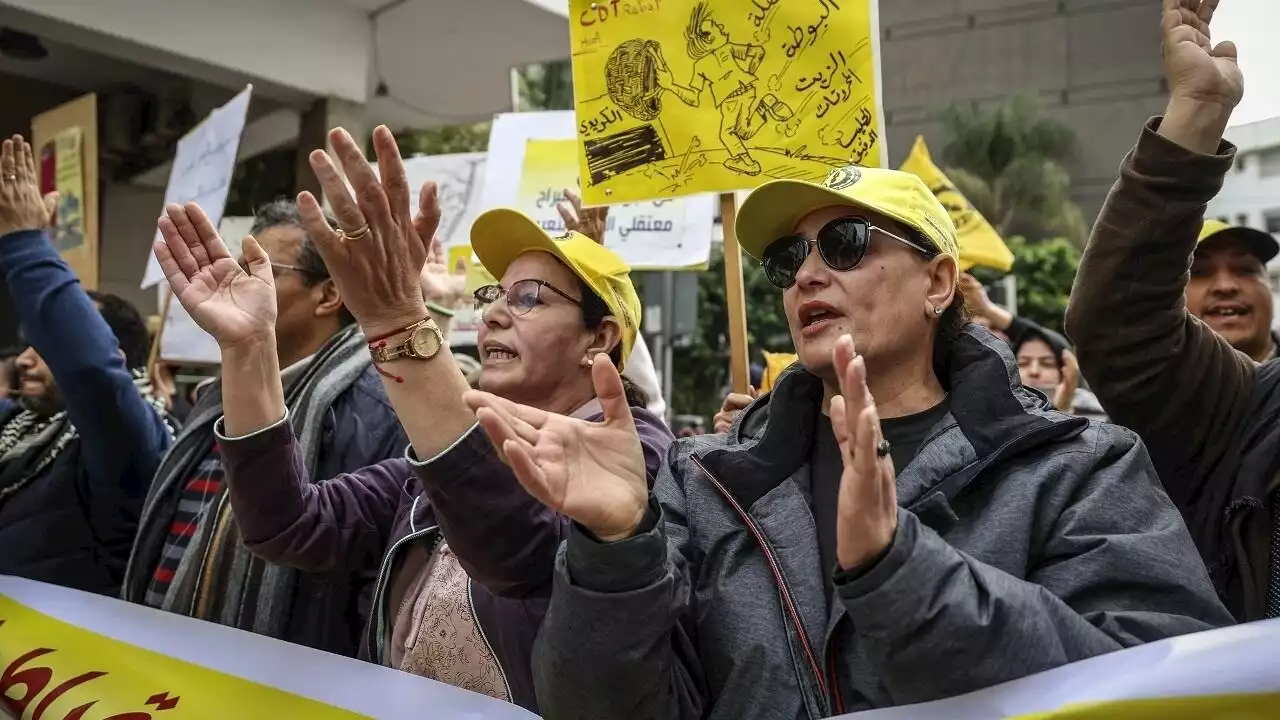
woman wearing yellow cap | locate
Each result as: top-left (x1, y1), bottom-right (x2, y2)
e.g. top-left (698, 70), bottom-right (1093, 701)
top-left (151, 126), bottom-right (672, 713)
top-left (468, 165), bottom-right (1231, 716)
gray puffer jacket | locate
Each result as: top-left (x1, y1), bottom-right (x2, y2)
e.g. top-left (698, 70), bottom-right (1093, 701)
top-left (533, 326), bottom-right (1232, 719)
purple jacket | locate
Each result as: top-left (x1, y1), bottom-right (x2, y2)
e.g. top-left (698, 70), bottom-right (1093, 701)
top-left (218, 407), bottom-right (672, 712)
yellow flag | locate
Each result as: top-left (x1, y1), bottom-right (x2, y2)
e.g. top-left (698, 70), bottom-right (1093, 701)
top-left (900, 136), bottom-right (1014, 273)
top-left (761, 351), bottom-right (798, 393)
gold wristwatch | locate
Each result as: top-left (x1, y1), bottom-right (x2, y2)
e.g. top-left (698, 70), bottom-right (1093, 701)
top-left (370, 319), bottom-right (445, 364)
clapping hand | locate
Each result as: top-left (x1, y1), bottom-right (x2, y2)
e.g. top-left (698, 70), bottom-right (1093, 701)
top-left (297, 126), bottom-right (435, 339)
top-left (831, 335), bottom-right (898, 570)
top-left (154, 202), bottom-right (276, 349)
top-left (557, 188), bottom-right (609, 246)
top-left (464, 355), bottom-right (650, 542)
top-left (0, 136), bottom-right (58, 238)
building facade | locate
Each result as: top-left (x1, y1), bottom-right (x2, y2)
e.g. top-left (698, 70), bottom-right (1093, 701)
top-left (879, 0), bottom-right (1169, 226)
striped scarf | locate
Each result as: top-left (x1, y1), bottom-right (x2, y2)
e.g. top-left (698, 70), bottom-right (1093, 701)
top-left (0, 370), bottom-right (171, 508)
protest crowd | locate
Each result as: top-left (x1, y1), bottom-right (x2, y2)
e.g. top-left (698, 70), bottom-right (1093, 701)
top-left (0, 0), bottom-right (1277, 717)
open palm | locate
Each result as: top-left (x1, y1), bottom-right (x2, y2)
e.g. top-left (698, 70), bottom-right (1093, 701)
top-left (465, 357), bottom-right (650, 542)
top-left (155, 202), bottom-right (277, 348)
top-left (1162, 0), bottom-right (1243, 108)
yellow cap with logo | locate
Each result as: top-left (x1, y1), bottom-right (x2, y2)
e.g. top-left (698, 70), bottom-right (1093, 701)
top-left (470, 208), bottom-right (642, 369)
top-left (1197, 219), bottom-right (1279, 263)
top-left (736, 165), bottom-right (961, 263)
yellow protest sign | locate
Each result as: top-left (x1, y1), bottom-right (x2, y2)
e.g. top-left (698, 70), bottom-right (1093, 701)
top-left (449, 245), bottom-right (497, 294)
top-left (900, 136), bottom-right (1014, 273)
top-left (569, 0), bottom-right (882, 204)
top-left (0, 593), bottom-right (365, 719)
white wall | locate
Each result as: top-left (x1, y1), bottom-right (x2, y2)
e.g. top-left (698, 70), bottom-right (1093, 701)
top-left (0, 0), bottom-right (370, 103)
top-left (1207, 116), bottom-right (1280, 325)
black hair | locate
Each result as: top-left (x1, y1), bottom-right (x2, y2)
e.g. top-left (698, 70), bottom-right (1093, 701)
top-left (577, 278), bottom-right (650, 409)
top-left (86, 291), bottom-right (150, 370)
top-left (900, 227), bottom-right (969, 380)
top-left (250, 199), bottom-right (355, 327)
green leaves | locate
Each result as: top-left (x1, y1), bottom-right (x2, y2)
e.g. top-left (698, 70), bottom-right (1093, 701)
top-left (671, 248), bottom-right (790, 419)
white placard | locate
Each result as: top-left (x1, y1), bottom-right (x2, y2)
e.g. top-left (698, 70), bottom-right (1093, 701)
top-left (159, 217), bottom-right (253, 364)
top-left (403, 152), bottom-right (488, 249)
top-left (483, 111), bottom-right (714, 270)
top-left (141, 86), bottom-right (254, 288)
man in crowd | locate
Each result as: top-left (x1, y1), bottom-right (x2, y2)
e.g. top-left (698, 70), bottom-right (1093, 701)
top-left (121, 199), bottom-right (415, 657)
top-left (1187, 219), bottom-right (1278, 362)
top-left (0, 135), bottom-right (173, 596)
top-left (1066, 0), bottom-right (1276, 620)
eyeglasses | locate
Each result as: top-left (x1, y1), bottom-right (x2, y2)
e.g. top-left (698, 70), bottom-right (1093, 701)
top-left (474, 279), bottom-right (581, 316)
top-left (761, 216), bottom-right (935, 289)
top-left (238, 259), bottom-right (327, 280)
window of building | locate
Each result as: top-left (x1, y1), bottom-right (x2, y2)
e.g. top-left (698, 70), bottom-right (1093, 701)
top-left (1259, 149), bottom-right (1280, 178)
top-left (1265, 211), bottom-right (1280, 235)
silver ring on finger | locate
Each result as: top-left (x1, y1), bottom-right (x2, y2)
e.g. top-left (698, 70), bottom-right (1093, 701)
top-left (875, 438), bottom-right (891, 459)
top-left (340, 225), bottom-right (371, 242)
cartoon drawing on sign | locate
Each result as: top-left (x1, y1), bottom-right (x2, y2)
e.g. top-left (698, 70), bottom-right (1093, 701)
top-left (646, 2), bottom-right (794, 176)
top-left (434, 157), bottom-right (485, 243)
top-left (570, 0), bottom-right (881, 204)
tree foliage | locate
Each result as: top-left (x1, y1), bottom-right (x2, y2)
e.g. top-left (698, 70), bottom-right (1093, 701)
top-left (670, 250), bottom-right (790, 419)
top-left (971, 235), bottom-right (1080, 333)
top-left (937, 95), bottom-right (1087, 248)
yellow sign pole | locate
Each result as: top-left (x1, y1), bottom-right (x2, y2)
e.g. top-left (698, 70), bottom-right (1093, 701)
top-left (720, 193), bottom-right (750, 395)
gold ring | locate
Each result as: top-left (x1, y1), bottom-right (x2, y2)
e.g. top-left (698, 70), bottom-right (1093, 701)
top-left (340, 225), bottom-right (371, 241)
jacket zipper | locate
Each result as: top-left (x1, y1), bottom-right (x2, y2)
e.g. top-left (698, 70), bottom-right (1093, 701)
top-left (367, 496), bottom-right (439, 661)
top-left (468, 578), bottom-right (511, 701)
top-left (692, 456), bottom-right (830, 713)
top-left (824, 634), bottom-right (845, 715)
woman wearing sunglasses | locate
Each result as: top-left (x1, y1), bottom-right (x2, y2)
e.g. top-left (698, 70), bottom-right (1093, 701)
top-left (154, 127), bottom-right (671, 713)
top-left (468, 166), bottom-right (1232, 718)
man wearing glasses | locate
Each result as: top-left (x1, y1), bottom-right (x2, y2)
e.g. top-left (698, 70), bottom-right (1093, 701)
top-left (121, 199), bottom-right (424, 659)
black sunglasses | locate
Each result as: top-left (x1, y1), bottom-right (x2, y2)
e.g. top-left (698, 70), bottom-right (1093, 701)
top-left (761, 216), bottom-right (935, 289)
top-left (474, 279), bottom-right (581, 316)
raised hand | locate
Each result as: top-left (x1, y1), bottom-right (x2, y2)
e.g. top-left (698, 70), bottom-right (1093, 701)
top-left (0, 136), bottom-right (58, 238)
top-left (298, 125), bottom-right (432, 339)
top-left (154, 202), bottom-right (276, 348)
top-left (713, 387), bottom-right (759, 434)
top-left (1053, 349), bottom-right (1080, 414)
top-left (1162, 0), bottom-right (1242, 110)
top-left (830, 335), bottom-right (898, 570)
top-left (556, 188), bottom-right (609, 245)
top-left (465, 355), bottom-right (649, 542)
top-left (420, 235), bottom-right (468, 309)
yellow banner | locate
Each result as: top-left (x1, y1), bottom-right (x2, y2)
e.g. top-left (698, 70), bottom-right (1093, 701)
top-left (899, 136), bottom-right (1013, 273)
top-left (0, 593), bottom-right (364, 719)
top-left (569, 0), bottom-right (882, 204)
top-left (51, 128), bottom-right (86, 254)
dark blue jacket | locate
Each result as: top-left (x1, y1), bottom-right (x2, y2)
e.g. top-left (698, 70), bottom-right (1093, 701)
top-left (0, 229), bottom-right (171, 595)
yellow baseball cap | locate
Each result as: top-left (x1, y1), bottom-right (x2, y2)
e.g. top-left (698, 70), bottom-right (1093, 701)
top-left (470, 208), bottom-right (641, 369)
top-left (737, 165), bottom-right (961, 264)
top-left (1197, 219), bottom-right (1278, 263)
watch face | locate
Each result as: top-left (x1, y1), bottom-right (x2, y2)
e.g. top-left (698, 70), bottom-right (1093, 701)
top-left (410, 325), bottom-right (442, 358)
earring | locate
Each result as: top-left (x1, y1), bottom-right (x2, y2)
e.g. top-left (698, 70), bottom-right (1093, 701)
top-left (581, 357), bottom-right (595, 368)
top-left (933, 305), bottom-right (944, 316)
